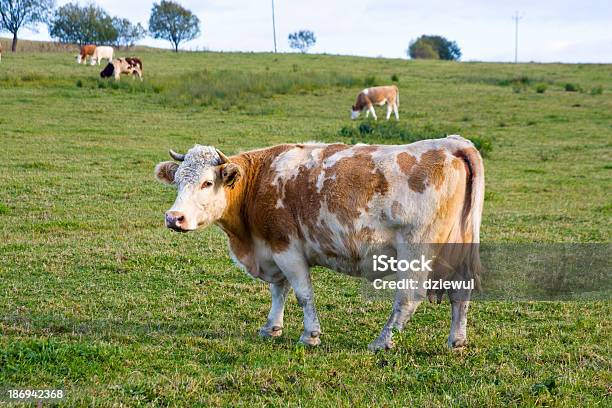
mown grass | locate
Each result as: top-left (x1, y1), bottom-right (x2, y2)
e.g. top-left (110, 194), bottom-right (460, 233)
top-left (0, 43), bottom-right (610, 406)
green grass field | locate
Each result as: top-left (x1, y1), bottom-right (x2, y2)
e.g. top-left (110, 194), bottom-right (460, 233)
top-left (0, 43), bottom-right (610, 406)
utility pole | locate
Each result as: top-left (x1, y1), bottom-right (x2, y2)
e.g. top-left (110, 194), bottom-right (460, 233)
top-left (513, 11), bottom-right (523, 63)
top-left (271, 0), bottom-right (278, 53)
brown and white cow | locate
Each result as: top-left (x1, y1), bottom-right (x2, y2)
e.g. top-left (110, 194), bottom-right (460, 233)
top-left (100, 58), bottom-right (143, 81)
top-left (76, 44), bottom-right (96, 64)
top-left (154, 136), bottom-right (484, 351)
top-left (351, 85), bottom-right (399, 121)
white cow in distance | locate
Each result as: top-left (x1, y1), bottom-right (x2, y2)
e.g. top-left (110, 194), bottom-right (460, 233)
top-left (90, 46), bottom-right (114, 65)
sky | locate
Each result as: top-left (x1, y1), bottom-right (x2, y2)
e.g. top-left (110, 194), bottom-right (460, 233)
top-left (11, 0), bottom-right (612, 63)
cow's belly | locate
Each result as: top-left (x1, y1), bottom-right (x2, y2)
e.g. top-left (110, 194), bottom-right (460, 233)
top-left (303, 226), bottom-right (397, 277)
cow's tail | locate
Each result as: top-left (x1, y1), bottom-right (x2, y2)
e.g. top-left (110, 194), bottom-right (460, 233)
top-left (453, 139), bottom-right (485, 290)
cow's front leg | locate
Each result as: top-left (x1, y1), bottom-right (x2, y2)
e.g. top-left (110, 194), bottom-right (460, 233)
top-left (369, 105), bottom-right (378, 120)
top-left (273, 252), bottom-right (321, 346)
top-left (448, 289), bottom-right (470, 348)
top-left (259, 280), bottom-right (290, 338)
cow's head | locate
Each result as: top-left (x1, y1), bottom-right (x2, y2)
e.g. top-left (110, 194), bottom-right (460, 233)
top-left (100, 62), bottom-right (114, 78)
top-left (76, 54), bottom-right (82, 64)
top-left (154, 145), bottom-right (242, 232)
top-left (350, 106), bottom-right (361, 120)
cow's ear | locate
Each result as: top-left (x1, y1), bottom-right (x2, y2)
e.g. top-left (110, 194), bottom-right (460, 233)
top-left (155, 161), bottom-right (178, 185)
top-left (221, 163), bottom-right (242, 188)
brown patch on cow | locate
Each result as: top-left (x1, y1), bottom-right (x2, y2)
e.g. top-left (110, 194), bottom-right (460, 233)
top-left (353, 92), bottom-right (372, 111)
top-left (319, 148), bottom-right (388, 226)
top-left (125, 57), bottom-right (143, 71)
top-left (80, 44), bottom-right (96, 58)
top-left (217, 144), bottom-right (296, 269)
top-left (400, 149), bottom-right (447, 193)
top-left (218, 143), bottom-right (387, 261)
top-left (396, 152), bottom-right (416, 175)
top-left (321, 144), bottom-right (349, 161)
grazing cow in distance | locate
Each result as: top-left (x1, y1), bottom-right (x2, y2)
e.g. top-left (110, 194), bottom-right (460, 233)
top-left (351, 85), bottom-right (399, 121)
top-left (154, 136), bottom-right (484, 351)
top-left (100, 58), bottom-right (143, 81)
top-left (76, 44), bottom-right (96, 64)
top-left (90, 46), bottom-right (114, 65)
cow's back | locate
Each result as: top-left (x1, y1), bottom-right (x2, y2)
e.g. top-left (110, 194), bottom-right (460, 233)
top-left (94, 46), bottom-right (113, 58)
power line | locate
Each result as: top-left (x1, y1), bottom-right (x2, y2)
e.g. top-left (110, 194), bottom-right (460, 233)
top-left (271, 0), bottom-right (277, 53)
top-left (513, 11), bottom-right (523, 64)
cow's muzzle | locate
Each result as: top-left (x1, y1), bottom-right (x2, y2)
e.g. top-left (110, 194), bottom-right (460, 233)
top-left (165, 211), bottom-right (190, 232)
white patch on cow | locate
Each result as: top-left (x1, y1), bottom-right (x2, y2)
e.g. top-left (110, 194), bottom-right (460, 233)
top-left (271, 147), bottom-right (306, 185)
top-left (363, 88), bottom-right (369, 95)
top-left (322, 146), bottom-right (360, 169)
top-left (315, 171), bottom-right (326, 192)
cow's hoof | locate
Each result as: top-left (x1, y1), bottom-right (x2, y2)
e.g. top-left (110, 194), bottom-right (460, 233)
top-left (259, 325), bottom-right (283, 338)
top-left (448, 338), bottom-right (467, 349)
top-left (368, 337), bottom-right (394, 352)
top-left (299, 331), bottom-right (321, 346)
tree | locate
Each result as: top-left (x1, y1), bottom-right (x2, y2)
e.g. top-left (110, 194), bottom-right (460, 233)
top-left (0, 0), bottom-right (54, 51)
top-left (408, 40), bottom-right (438, 60)
top-left (288, 30), bottom-right (316, 53)
top-left (407, 35), bottom-right (461, 61)
top-left (148, 0), bottom-right (200, 52)
top-left (112, 18), bottom-right (146, 48)
top-left (49, 3), bottom-right (117, 45)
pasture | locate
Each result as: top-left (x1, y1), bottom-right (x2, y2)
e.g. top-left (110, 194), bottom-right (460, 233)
top-left (0, 42), bottom-right (610, 406)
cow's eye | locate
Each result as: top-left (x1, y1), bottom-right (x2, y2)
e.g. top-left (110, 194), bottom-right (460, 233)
top-left (201, 181), bottom-right (213, 189)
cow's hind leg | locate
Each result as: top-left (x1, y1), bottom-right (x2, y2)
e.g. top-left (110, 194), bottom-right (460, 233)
top-left (393, 103), bottom-right (399, 120)
top-left (369, 246), bottom-right (425, 351)
top-left (259, 280), bottom-right (291, 338)
top-left (386, 103), bottom-right (392, 120)
top-left (369, 294), bottom-right (422, 352)
top-left (448, 289), bottom-right (470, 348)
top-left (273, 251), bottom-right (321, 346)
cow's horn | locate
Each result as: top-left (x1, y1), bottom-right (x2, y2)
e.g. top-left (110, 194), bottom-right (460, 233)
top-left (169, 149), bottom-right (185, 161)
top-left (216, 149), bottom-right (230, 164)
